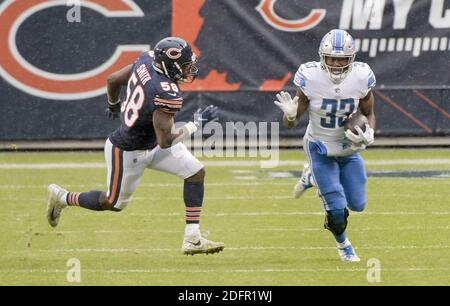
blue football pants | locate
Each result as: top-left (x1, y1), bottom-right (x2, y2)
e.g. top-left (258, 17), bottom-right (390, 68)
top-left (304, 139), bottom-right (367, 212)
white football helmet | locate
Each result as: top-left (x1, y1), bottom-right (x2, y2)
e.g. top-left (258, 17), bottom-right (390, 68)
top-left (319, 29), bottom-right (356, 83)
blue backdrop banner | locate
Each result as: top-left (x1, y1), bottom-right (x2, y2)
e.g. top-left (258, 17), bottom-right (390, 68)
top-left (0, 0), bottom-right (449, 140)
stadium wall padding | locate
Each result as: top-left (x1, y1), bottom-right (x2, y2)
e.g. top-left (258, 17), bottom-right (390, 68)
top-left (0, 0), bottom-right (449, 141)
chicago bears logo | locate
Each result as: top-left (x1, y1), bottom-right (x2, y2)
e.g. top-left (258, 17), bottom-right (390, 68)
top-left (166, 47), bottom-right (182, 60)
top-left (256, 0), bottom-right (326, 32)
top-left (0, 0), bottom-right (148, 100)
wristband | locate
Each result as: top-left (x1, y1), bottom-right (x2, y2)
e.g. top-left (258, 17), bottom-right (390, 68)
top-left (108, 98), bottom-right (120, 106)
top-left (286, 115), bottom-right (296, 122)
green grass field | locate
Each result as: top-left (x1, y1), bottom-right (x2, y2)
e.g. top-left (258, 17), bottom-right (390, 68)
top-left (1, 149), bottom-right (449, 285)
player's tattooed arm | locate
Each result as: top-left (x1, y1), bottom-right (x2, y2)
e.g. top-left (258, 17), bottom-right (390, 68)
top-left (153, 109), bottom-right (189, 148)
top-left (107, 64), bottom-right (133, 103)
top-left (283, 89), bottom-right (309, 128)
top-left (359, 90), bottom-right (376, 130)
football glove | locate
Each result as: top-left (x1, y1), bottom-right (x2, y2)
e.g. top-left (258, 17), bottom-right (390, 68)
top-left (106, 99), bottom-right (121, 119)
top-left (193, 105), bottom-right (219, 126)
top-left (274, 91), bottom-right (298, 121)
top-left (345, 124), bottom-right (374, 146)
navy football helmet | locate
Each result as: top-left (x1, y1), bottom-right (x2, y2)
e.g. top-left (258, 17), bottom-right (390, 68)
top-left (152, 37), bottom-right (198, 84)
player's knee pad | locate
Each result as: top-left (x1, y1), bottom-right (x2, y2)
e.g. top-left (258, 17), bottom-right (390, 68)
top-left (324, 208), bottom-right (349, 236)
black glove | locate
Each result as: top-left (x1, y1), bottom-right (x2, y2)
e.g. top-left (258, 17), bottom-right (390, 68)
top-left (193, 105), bottom-right (219, 126)
top-left (106, 100), bottom-right (121, 119)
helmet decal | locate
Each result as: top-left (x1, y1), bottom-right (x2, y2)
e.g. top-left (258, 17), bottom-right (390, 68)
top-left (166, 47), bottom-right (182, 60)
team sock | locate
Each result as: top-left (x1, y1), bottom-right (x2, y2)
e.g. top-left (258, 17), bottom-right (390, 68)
top-left (65, 191), bottom-right (103, 211)
top-left (337, 238), bottom-right (352, 249)
top-left (183, 181), bottom-right (204, 224)
top-left (334, 232), bottom-right (347, 244)
top-left (184, 224), bottom-right (200, 238)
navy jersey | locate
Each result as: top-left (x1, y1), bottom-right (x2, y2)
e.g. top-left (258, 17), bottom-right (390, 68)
top-left (109, 51), bottom-right (184, 151)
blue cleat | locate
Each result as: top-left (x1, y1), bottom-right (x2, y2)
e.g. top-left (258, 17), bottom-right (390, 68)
top-left (293, 164), bottom-right (314, 199)
top-left (337, 241), bottom-right (360, 262)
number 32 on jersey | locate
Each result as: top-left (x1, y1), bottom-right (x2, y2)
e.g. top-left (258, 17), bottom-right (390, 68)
top-left (320, 98), bottom-right (355, 129)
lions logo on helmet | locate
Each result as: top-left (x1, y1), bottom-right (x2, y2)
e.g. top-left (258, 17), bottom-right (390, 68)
top-left (152, 37), bottom-right (198, 84)
top-left (319, 29), bottom-right (356, 84)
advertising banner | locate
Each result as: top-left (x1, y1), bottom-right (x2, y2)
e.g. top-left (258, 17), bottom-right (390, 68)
top-left (0, 0), bottom-right (449, 140)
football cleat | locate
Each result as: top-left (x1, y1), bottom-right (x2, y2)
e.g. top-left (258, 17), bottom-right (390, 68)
top-left (182, 233), bottom-right (224, 256)
top-left (46, 184), bottom-right (68, 228)
top-left (338, 243), bottom-right (360, 262)
top-left (293, 164), bottom-right (314, 199)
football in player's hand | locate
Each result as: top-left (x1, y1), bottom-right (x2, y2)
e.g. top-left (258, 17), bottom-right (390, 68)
top-left (345, 111), bottom-right (368, 133)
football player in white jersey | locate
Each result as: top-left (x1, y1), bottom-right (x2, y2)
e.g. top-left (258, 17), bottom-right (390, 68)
top-left (274, 29), bottom-right (376, 262)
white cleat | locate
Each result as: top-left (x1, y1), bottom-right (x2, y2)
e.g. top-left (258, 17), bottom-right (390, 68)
top-left (338, 244), bottom-right (360, 262)
top-left (293, 164), bottom-right (314, 199)
top-left (46, 184), bottom-right (68, 228)
top-left (182, 232), bottom-right (224, 256)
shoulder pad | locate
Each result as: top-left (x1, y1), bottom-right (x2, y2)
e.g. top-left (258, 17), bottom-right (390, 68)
top-left (352, 62), bottom-right (376, 91)
top-left (293, 61), bottom-right (320, 89)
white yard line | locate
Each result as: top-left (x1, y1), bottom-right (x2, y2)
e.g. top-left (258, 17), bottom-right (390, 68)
top-left (205, 159), bottom-right (450, 166)
top-left (53, 211), bottom-right (450, 216)
top-left (1, 159), bottom-right (450, 169)
top-left (1, 267), bottom-right (450, 274)
top-left (14, 225), bottom-right (450, 235)
top-left (0, 162), bottom-right (105, 169)
top-left (105, 267), bottom-right (450, 273)
top-left (2, 179), bottom-right (450, 191)
top-left (9, 211), bottom-right (450, 217)
top-left (0, 182), bottom-right (294, 189)
top-left (33, 244), bottom-right (450, 254)
top-left (1, 179), bottom-right (449, 190)
top-left (1, 194), bottom-right (447, 202)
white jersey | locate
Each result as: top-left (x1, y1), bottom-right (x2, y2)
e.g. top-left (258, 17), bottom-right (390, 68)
top-left (294, 61), bottom-right (376, 146)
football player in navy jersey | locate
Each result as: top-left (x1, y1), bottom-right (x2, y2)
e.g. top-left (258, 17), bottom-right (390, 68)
top-left (47, 37), bottom-right (224, 255)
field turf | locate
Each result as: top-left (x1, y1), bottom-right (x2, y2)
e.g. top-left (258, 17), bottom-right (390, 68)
top-left (0, 149), bottom-right (449, 285)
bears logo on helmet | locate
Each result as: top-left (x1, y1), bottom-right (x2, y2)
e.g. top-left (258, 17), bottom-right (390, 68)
top-left (152, 37), bottom-right (198, 84)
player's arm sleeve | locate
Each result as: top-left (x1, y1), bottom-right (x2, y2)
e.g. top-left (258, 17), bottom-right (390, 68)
top-left (153, 89), bottom-right (184, 115)
top-left (293, 64), bottom-right (310, 97)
